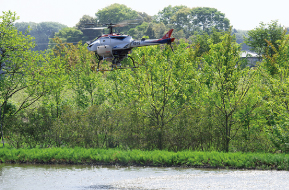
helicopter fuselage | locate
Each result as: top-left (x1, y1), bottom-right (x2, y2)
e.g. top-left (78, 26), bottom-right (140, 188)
top-left (87, 34), bottom-right (133, 52)
top-left (87, 29), bottom-right (175, 59)
top-left (86, 29), bottom-right (174, 71)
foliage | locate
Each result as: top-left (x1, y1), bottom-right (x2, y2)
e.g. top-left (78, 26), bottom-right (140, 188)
top-left (154, 5), bottom-right (188, 25)
top-left (137, 12), bottom-right (152, 23)
top-left (1, 147), bottom-right (289, 170)
top-left (75, 15), bottom-right (101, 42)
top-left (0, 12), bottom-right (36, 119)
top-left (14, 21), bottom-right (67, 51)
top-left (232, 29), bottom-right (250, 51)
top-left (126, 43), bottom-right (199, 150)
top-left (3, 8), bottom-right (289, 154)
top-left (190, 7), bottom-right (230, 33)
top-left (0, 11), bottom-right (69, 147)
top-left (260, 33), bottom-right (289, 152)
top-left (53, 27), bottom-right (85, 44)
top-left (95, 3), bottom-right (141, 34)
top-left (244, 20), bottom-right (284, 57)
top-left (190, 29), bottom-right (225, 56)
top-left (201, 29), bottom-right (259, 152)
top-left (11, 4), bottom-right (240, 53)
top-left (10, 3), bottom-right (262, 55)
top-left (1, 26), bottom-right (273, 153)
top-left (156, 6), bottom-right (230, 38)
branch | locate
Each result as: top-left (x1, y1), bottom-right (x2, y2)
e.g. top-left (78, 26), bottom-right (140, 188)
top-left (12, 93), bottom-right (44, 115)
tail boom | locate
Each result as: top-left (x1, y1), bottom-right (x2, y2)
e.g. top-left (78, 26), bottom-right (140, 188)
top-left (130, 29), bottom-right (175, 48)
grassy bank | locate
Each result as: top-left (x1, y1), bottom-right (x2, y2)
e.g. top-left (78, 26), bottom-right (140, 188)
top-left (1, 147), bottom-right (289, 170)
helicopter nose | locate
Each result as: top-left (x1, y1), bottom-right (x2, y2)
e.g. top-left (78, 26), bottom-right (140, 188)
top-left (87, 42), bottom-right (100, 52)
top-left (87, 45), bottom-right (92, 51)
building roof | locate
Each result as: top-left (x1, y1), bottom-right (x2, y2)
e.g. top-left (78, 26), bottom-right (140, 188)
top-left (241, 51), bottom-right (258, 57)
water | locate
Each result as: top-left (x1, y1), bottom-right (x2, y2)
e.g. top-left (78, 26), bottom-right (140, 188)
top-left (0, 163), bottom-right (289, 190)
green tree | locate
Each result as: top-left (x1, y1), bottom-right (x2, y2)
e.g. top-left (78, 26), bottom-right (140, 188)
top-left (0, 11), bottom-right (56, 146)
top-left (171, 7), bottom-right (192, 38)
top-left (190, 29), bottom-right (224, 57)
top-left (244, 20), bottom-right (283, 57)
top-left (67, 42), bottom-right (106, 108)
top-left (53, 27), bottom-right (85, 44)
top-left (127, 42), bottom-right (200, 150)
top-left (156, 6), bottom-right (230, 38)
top-left (144, 23), bottom-right (155, 39)
top-left (191, 7), bottom-right (230, 33)
top-left (14, 21), bottom-right (67, 51)
top-left (75, 15), bottom-right (101, 42)
top-left (152, 22), bottom-right (167, 39)
top-left (134, 22), bottom-right (167, 40)
top-left (43, 55), bottom-right (68, 119)
top-left (260, 33), bottom-right (289, 152)
top-left (48, 38), bottom-right (81, 118)
top-left (154, 5), bottom-right (188, 25)
top-left (201, 30), bottom-right (258, 152)
top-left (138, 12), bottom-right (152, 23)
top-left (95, 3), bottom-right (140, 34)
top-left (232, 29), bottom-right (250, 51)
top-left (128, 22), bottom-right (149, 39)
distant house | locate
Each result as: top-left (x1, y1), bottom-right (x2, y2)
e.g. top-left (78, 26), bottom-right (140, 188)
top-left (240, 51), bottom-right (261, 67)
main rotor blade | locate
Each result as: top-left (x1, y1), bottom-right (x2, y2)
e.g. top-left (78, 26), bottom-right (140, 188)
top-left (113, 19), bottom-right (143, 27)
top-left (82, 27), bottom-right (107, 30)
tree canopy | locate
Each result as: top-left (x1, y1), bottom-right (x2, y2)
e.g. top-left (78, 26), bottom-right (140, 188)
top-left (4, 9), bottom-right (289, 154)
top-left (53, 27), bottom-right (84, 43)
top-left (155, 6), bottom-right (230, 38)
top-left (12, 4), bottom-right (237, 50)
top-left (244, 20), bottom-right (284, 57)
top-left (154, 5), bottom-right (188, 25)
top-left (95, 3), bottom-right (141, 34)
top-left (14, 21), bottom-right (67, 51)
top-left (0, 11), bottom-right (62, 146)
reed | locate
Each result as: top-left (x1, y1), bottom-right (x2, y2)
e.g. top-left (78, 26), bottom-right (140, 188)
top-left (1, 147), bottom-right (289, 170)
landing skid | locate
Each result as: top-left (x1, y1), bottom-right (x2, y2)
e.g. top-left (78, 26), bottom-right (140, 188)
top-left (96, 66), bottom-right (139, 72)
top-left (93, 55), bottom-right (139, 72)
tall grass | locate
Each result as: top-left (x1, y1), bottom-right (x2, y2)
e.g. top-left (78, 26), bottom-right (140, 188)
top-left (1, 147), bottom-right (289, 170)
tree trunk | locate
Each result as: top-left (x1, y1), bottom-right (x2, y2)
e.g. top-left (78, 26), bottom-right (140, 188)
top-left (224, 115), bottom-right (230, 152)
top-left (0, 101), bottom-right (6, 147)
top-left (158, 130), bottom-right (163, 150)
top-left (0, 107), bottom-right (4, 147)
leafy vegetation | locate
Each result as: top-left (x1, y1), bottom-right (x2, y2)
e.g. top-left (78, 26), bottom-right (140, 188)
top-left (244, 20), bottom-right (284, 57)
top-left (1, 147), bottom-right (289, 170)
top-left (14, 4), bottom-right (239, 51)
top-left (1, 5), bottom-right (289, 160)
top-left (14, 21), bottom-right (67, 51)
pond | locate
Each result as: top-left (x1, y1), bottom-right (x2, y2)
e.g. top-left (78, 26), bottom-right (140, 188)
top-left (0, 163), bottom-right (288, 189)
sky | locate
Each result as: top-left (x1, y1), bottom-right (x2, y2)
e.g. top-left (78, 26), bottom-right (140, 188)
top-left (1, 0), bottom-right (289, 30)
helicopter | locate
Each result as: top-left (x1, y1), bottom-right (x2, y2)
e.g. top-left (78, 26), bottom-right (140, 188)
top-left (84, 20), bottom-right (175, 71)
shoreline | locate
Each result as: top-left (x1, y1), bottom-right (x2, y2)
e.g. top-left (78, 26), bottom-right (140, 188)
top-left (1, 147), bottom-right (288, 171)
top-left (0, 161), bottom-right (270, 171)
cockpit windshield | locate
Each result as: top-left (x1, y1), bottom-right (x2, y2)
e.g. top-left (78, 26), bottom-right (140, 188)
top-left (110, 36), bottom-right (127, 40)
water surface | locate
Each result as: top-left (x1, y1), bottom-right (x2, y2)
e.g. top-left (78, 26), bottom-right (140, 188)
top-left (0, 163), bottom-right (288, 189)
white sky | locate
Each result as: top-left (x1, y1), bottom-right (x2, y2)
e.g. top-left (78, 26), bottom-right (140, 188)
top-left (1, 0), bottom-right (289, 30)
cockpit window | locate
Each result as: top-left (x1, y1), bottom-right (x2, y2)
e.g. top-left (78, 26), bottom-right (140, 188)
top-left (111, 36), bottom-right (127, 40)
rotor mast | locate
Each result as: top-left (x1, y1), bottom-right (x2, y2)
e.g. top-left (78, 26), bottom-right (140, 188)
top-left (107, 24), bottom-right (114, 34)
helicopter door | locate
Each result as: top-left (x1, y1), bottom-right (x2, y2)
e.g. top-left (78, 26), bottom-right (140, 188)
top-left (97, 37), bottom-right (113, 58)
top-left (100, 37), bottom-right (111, 45)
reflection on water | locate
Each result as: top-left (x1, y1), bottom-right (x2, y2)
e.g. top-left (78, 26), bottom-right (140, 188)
top-left (0, 164), bottom-right (2, 177)
top-left (0, 163), bottom-right (289, 190)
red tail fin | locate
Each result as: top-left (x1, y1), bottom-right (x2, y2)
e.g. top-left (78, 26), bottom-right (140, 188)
top-left (161, 29), bottom-right (174, 39)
